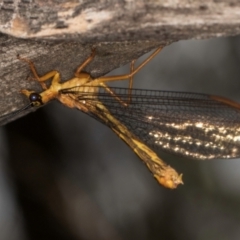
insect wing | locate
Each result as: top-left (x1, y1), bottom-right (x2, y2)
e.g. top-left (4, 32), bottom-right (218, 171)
top-left (0, 103), bottom-right (33, 126)
top-left (64, 87), bottom-right (240, 160)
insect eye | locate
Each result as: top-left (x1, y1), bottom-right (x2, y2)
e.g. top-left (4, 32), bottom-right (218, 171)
top-left (29, 93), bottom-right (43, 107)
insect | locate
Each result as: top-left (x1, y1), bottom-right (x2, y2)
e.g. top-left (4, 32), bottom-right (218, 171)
top-left (6, 46), bottom-right (240, 189)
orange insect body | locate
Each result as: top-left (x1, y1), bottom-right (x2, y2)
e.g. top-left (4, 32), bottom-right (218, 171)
top-left (16, 47), bottom-right (240, 189)
top-left (18, 47), bottom-right (184, 189)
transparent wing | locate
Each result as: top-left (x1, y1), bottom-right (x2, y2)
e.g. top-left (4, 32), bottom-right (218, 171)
top-left (62, 87), bottom-right (240, 160)
top-left (0, 103), bottom-right (33, 126)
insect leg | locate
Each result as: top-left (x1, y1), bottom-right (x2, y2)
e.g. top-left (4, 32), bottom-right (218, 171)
top-left (92, 47), bottom-right (163, 85)
top-left (97, 59), bottom-right (137, 107)
top-left (93, 47), bottom-right (162, 106)
top-left (127, 59), bottom-right (136, 104)
top-left (75, 48), bottom-right (96, 77)
top-left (99, 82), bottom-right (128, 106)
top-left (17, 55), bottom-right (60, 89)
top-left (99, 71), bottom-right (134, 107)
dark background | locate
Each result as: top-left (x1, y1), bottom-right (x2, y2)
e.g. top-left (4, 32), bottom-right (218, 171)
top-left (1, 36), bottom-right (240, 240)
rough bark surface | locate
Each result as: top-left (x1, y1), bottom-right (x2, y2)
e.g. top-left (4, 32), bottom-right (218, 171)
top-left (0, 0), bottom-right (240, 123)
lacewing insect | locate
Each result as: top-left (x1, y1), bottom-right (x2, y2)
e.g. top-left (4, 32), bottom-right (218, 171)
top-left (4, 46), bottom-right (240, 189)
